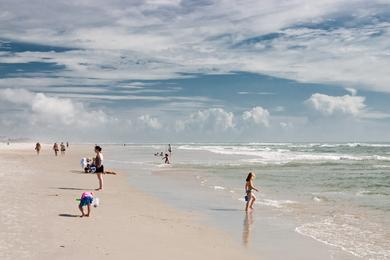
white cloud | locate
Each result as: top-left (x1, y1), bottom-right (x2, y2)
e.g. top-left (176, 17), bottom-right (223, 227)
top-left (138, 114), bottom-right (162, 129)
top-left (0, 88), bottom-right (107, 126)
top-left (280, 122), bottom-right (293, 129)
top-left (345, 88), bottom-right (357, 96)
top-left (1, 1), bottom-right (390, 92)
top-left (1, 1), bottom-right (390, 141)
top-left (242, 106), bottom-right (270, 127)
top-left (176, 108), bottom-right (235, 132)
top-left (305, 93), bottom-right (366, 116)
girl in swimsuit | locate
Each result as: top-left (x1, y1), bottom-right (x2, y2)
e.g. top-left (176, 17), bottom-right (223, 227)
top-left (245, 172), bottom-right (259, 211)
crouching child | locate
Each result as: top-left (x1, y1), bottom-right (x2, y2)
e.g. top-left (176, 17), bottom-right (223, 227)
top-left (79, 192), bottom-right (94, 217)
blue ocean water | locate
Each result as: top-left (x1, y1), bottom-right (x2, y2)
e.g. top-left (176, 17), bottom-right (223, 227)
top-left (105, 143), bottom-right (390, 259)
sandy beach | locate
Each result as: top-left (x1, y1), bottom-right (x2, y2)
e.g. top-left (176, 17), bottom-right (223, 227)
top-left (0, 144), bottom-right (254, 260)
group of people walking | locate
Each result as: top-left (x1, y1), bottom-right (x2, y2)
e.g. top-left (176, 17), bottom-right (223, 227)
top-left (34, 142), bottom-right (69, 156)
top-left (52, 142), bottom-right (69, 156)
top-left (35, 142), bottom-right (69, 156)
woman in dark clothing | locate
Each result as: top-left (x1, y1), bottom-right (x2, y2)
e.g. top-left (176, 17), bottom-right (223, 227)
top-left (94, 146), bottom-right (104, 191)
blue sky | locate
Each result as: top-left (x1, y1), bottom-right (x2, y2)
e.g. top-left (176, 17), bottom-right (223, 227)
top-left (0, 0), bottom-right (390, 142)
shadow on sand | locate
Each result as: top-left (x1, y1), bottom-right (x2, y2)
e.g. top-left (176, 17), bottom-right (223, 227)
top-left (209, 208), bottom-right (243, 212)
top-left (70, 170), bottom-right (85, 174)
top-left (54, 187), bottom-right (88, 191)
top-left (59, 213), bottom-right (79, 218)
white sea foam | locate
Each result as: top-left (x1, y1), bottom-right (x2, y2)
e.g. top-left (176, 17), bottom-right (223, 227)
top-left (313, 196), bottom-right (322, 202)
top-left (295, 216), bottom-right (390, 259)
top-left (238, 197), bottom-right (297, 209)
top-left (213, 186), bottom-right (225, 190)
top-left (156, 164), bottom-right (171, 168)
top-left (256, 199), bottom-right (298, 208)
top-left (177, 144), bottom-right (390, 164)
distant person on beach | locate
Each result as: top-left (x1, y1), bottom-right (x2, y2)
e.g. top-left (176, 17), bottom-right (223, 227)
top-left (245, 172), bottom-right (259, 211)
top-left (66, 141), bottom-right (69, 148)
top-left (53, 143), bottom-right (59, 156)
top-left (78, 191), bottom-right (94, 217)
top-left (35, 142), bottom-right (41, 155)
top-left (163, 153), bottom-right (170, 164)
top-left (60, 142), bottom-right (66, 155)
top-left (94, 146), bottom-right (104, 191)
top-left (168, 144), bottom-right (172, 156)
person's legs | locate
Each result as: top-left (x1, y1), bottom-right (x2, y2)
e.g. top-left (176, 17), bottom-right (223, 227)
top-left (249, 194), bottom-right (256, 209)
top-left (96, 173), bottom-right (103, 190)
top-left (86, 204), bottom-right (91, 217)
top-left (245, 200), bottom-right (250, 211)
top-left (79, 204), bottom-right (85, 217)
top-left (245, 193), bottom-right (252, 211)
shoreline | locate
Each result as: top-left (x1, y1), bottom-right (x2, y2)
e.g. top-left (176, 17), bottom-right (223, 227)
top-left (0, 144), bottom-right (255, 260)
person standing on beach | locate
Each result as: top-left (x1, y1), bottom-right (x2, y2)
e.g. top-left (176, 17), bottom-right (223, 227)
top-left (94, 146), bottom-right (104, 191)
top-left (60, 142), bottom-right (66, 155)
top-left (35, 142), bottom-right (41, 155)
top-left (245, 172), bottom-right (259, 211)
top-left (53, 143), bottom-right (59, 156)
top-left (66, 141), bottom-right (69, 148)
top-left (168, 144), bottom-right (172, 156)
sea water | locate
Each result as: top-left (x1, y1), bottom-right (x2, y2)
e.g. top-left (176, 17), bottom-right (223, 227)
top-left (105, 143), bottom-right (390, 259)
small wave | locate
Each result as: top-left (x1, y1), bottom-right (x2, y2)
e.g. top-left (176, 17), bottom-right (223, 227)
top-left (238, 197), bottom-right (298, 208)
top-left (295, 216), bottom-right (390, 259)
top-left (213, 186), bottom-right (225, 190)
top-left (373, 165), bottom-right (390, 169)
top-left (356, 190), bottom-right (390, 196)
top-left (156, 164), bottom-right (171, 168)
top-left (177, 144), bottom-right (390, 164)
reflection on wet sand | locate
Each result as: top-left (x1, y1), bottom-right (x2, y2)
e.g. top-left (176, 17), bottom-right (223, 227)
top-left (242, 211), bottom-right (254, 247)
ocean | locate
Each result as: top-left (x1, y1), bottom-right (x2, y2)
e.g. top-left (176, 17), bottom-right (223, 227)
top-left (105, 143), bottom-right (390, 259)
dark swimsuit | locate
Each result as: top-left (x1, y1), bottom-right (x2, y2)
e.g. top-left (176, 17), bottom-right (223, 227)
top-left (95, 154), bottom-right (104, 173)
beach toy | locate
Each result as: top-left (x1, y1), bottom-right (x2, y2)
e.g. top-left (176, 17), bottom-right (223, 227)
top-left (92, 197), bottom-right (100, 207)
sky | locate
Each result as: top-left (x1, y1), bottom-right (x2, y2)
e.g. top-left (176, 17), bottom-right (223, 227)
top-left (1, 0), bottom-right (390, 143)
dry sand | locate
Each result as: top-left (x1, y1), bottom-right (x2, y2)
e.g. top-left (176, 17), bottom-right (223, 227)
top-left (0, 144), bottom-right (256, 260)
